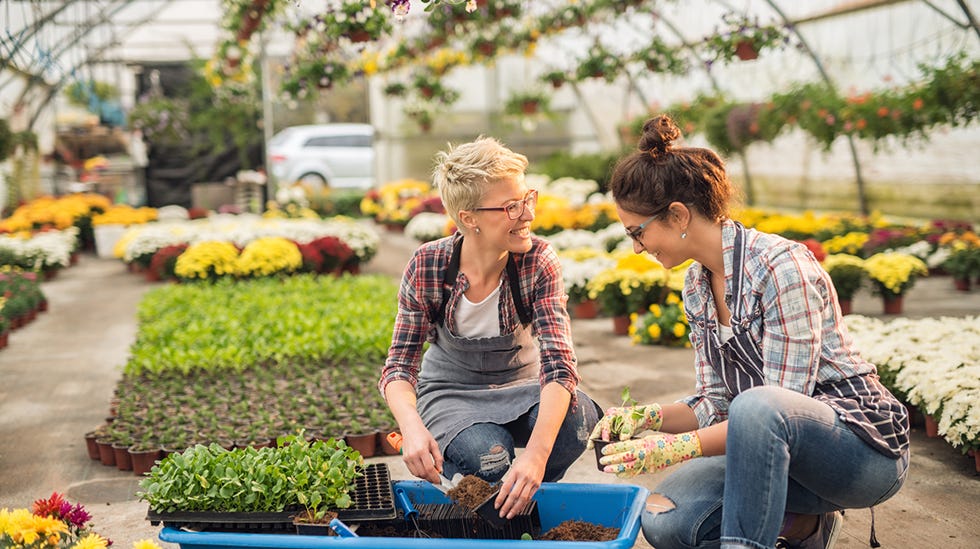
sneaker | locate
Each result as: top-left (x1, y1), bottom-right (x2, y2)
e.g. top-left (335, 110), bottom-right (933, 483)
top-left (774, 511), bottom-right (842, 549)
top-left (803, 511), bottom-right (843, 549)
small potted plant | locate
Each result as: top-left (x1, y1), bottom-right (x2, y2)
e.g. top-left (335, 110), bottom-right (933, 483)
top-left (504, 88), bottom-right (551, 117)
top-left (864, 252), bottom-right (929, 314)
top-left (540, 69), bottom-right (568, 89)
top-left (593, 388), bottom-right (645, 471)
top-left (630, 294), bottom-right (691, 348)
top-left (703, 12), bottom-right (790, 63)
top-left (822, 254), bottom-right (867, 314)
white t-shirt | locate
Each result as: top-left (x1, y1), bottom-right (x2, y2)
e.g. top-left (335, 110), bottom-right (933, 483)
top-left (455, 280), bottom-right (502, 338)
top-left (717, 322), bottom-right (734, 343)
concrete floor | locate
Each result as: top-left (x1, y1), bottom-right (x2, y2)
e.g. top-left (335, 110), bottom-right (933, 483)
top-left (1, 228), bottom-right (978, 549)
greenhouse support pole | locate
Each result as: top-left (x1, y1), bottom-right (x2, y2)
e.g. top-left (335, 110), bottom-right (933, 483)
top-left (260, 31), bottom-right (275, 198)
top-left (763, 0), bottom-right (870, 215)
top-left (954, 0), bottom-right (980, 42)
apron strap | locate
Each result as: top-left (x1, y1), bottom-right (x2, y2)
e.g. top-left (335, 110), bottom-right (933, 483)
top-left (506, 253), bottom-right (532, 326)
top-left (435, 236), bottom-right (531, 327)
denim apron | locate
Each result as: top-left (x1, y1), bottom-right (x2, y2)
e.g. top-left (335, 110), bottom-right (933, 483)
top-left (416, 237), bottom-right (541, 452)
top-left (701, 223), bottom-right (908, 458)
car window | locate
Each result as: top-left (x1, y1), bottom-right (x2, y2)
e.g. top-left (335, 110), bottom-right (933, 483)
top-left (304, 135), bottom-right (372, 147)
top-left (268, 129), bottom-right (295, 146)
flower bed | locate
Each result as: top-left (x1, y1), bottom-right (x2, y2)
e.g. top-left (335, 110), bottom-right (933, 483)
top-left (846, 314), bottom-right (980, 458)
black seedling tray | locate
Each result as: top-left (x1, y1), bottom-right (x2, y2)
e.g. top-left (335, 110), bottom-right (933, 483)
top-left (414, 502), bottom-right (541, 540)
top-left (147, 463), bottom-right (396, 533)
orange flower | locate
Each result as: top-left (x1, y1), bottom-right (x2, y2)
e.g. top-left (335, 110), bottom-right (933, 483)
top-left (912, 97), bottom-right (924, 110)
top-left (877, 106), bottom-right (889, 117)
top-left (856, 119), bottom-right (867, 130)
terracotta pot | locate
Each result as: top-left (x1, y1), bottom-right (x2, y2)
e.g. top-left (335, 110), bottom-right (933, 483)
top-left (953, 277), bottom-right (971, 292)
top-left (734, 40), bottom-right (759, 61)
top-left (344, 432), bottom-right (378, 458)
top-left (572, 299), bottom-right (600, 319)
top-left (84, 431), bottom-right (101, 460)
top-left (113, 444), bottom-right (133, 471)
top-left (838, 298), bottom-right (853, 316)
top-left (0, 331), bottom-right (7, 349)
top-left (612, 315), bottom-right (631, 336)
top-left (348, 30), bottom-right (371, 43)
top-left (924, 414), bottom-right (940, 438)
top-left (974, 451), bottom-right (980, 474)
top-left (129, 447), bottom-right (162, 476)
top-left (96, 438), bottom-right (116, 466)
top-left (882, 295), bottom-right (903, 315)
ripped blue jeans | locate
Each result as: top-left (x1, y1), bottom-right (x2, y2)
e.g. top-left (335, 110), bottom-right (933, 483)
top-left (442, 392), bottom-right (599, 482)
top-left (642, 386), bottom-right (909, 549)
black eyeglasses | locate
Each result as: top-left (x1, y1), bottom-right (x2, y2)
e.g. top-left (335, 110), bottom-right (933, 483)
top-left (625, 209), bottom-right (666, 243)
top-left (473, 190), bottom-right (538, 220)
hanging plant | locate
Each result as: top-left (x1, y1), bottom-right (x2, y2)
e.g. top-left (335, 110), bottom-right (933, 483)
top-left (410, 70), bottom-right (460, 104)
top-left (0, 118), bottom-right (13, 162)
top-left (504, 89), bottom-right (551, 117)
top-left (703, 12), bottom-right (791, 64)
top-left (632, 36), bottom-right (689, 75)
top-left (540, 69), bottom-right (568, 89)
top-left (575, 44), bottom-right (621, 83)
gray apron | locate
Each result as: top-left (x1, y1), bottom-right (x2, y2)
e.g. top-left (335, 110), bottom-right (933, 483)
top-left (700, 222), bottom-right (908, 458)
top-left (416, 235), bottom-right (542, 452)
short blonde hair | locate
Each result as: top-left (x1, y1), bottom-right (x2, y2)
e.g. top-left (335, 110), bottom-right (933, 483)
top-left (432, 136), bottom-right (529, 227)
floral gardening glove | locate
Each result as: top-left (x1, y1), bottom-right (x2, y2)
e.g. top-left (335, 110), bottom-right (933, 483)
top-left (587, 403), bottom-right (663, 447)
top-left (598, 431), bottom-right (702, 478)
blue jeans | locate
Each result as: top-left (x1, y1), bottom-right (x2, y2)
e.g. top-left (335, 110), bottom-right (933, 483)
top-left (442, 391), bottom-right (599, 482)
top-left (642, 386), bottom-right (909, 549)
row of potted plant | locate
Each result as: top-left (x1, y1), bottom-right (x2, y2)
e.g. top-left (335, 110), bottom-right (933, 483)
top-left (0, 269), bottom-right (48, 348)
top-left (0, 227), bottom-right (78, 279)
top-left (846, 314), bottom-right (980, 471)
top-left (0, 193), bottom-right (111, 252)
top-left (112, 215), bottom-right (380, 279)
top-left (84, 274), bottom-right (399, 474)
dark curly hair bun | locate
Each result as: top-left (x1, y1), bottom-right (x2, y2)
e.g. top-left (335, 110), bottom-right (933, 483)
top-left (638, 115), bottom-right (681, 159)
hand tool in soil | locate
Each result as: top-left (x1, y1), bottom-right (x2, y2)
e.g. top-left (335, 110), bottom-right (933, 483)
top-left (386, 432), bottom-right (461, 494)
top-left (393, 486), bottom-right (430, 538)
top-left (327, 518), bottom-right (358, 538)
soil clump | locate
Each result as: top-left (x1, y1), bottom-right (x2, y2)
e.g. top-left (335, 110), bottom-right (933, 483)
top-left (445, 475), bottom-right (497, 510)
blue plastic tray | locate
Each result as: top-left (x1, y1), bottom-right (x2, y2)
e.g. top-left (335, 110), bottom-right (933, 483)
top-left (159, 481), bottom-right (648, 549)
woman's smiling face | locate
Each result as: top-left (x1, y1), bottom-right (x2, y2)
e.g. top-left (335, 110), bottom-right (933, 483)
top-left (474, 176), bottom-right (535, 253)
top-left (616, 204), bottom-right (681, 268)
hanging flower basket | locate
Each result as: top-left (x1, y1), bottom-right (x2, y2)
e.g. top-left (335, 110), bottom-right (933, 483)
top-left (734, 40), bottom-right (759, 61)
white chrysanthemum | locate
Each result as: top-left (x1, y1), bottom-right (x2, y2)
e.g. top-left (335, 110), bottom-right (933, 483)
top-left (405, 212), bottom-right (450, 243)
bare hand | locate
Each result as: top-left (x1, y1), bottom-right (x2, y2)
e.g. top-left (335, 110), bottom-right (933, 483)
top-left (401, 427), bottom-right (443, 484)
top-left (494, 450), bottom-right (546, 519)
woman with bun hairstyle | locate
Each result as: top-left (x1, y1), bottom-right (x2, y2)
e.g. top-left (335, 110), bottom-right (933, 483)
top-left (380, 136), bottom-right (599, 521)
top-left (588, 115), bottom-right (909, 549)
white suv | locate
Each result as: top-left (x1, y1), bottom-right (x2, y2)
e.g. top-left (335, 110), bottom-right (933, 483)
top-left (267, 124), bottom-right (375, 190)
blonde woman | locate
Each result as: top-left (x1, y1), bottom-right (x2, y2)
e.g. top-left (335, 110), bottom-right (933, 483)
top-left (380, 137), bottom-right (599, 519)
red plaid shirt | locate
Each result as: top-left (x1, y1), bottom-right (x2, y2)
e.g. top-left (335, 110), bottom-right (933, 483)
top-left (379, 234), bottom-right (579, 399)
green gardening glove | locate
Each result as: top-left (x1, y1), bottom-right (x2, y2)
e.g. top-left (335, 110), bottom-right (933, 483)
top-left (598, 431), bottom-right (702, 478)
top-left (587, 403), bottom-right (663, 447)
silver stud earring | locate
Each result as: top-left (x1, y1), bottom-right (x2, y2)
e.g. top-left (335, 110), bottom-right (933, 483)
top-left (680, 232), bottom-right (687, 239)
top-left (474, 227), bottom-right (481, 234)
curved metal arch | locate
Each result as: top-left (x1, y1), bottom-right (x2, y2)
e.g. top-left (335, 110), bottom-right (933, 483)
top-left (3, 0), bottom-right (138, 98)
top-left (24, 1), bottom-right (171, 129)
top-left (0, 0), bottom-right (84, 71)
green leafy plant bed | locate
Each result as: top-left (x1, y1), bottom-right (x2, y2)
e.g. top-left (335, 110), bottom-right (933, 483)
top-left (140, 436), bottom-right (362, 513)
top-left (145, 461), bottom-right (396, 534)
top-left (87, 275), bottom-right (399, 462)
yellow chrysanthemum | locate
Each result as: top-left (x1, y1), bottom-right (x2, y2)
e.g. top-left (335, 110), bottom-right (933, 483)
top-left (131, 540), bottom-right (163, 549)
top-left (673, 322), bottom-right (687, 338)
top-left (647, 324), bottom-right (662, 339)
top-left (174, 241), bottom-right (240, 279)
top-left (236, 237), bottom-right (303, 277)
top-left (72, 533), bottom-right (110, 549)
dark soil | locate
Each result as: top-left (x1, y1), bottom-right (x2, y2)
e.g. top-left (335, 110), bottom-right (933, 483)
top-left (445, 475), bottom-right (498, 510)
top-left (540, 520), bottom-right (619, 541)
top-left (291, 509), bottom-right (338, 524)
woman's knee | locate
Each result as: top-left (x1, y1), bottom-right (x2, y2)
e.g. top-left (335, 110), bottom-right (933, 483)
top-left (445, 425), bottom-right (514, 481)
